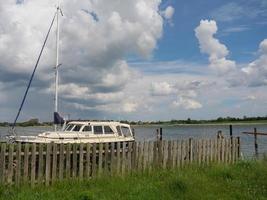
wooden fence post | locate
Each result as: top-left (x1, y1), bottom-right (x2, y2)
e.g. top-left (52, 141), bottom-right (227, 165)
top-left (51, 143), bottom-right (57, 184)
top-left (85, 143), bottom-right (91, 178)
top-left (31, 143), bottom-right (36, 186)
top-left (92, 143), bottom-right (97, 178)
top-left (59, 143), bottom-right (64, 180)
top-left (189, 138), bottom-right (193, 163)
top-left (98, 143), bottom-right (103, 176)
top-left (24, 143), bottom-right (29, 183)
top-left (127, 142), bottom-right (133, 173)
top-left (15, 142), bottom-right (21, 185)
top-left (45, 143), bottom-right (51, 186)
top-left (110, 142), bottom-right (115, 175)
top-left (38, 143), bottom-right (44, 183)
top-left (122, 142), bottom-right (126, 175)
top-left (0, 143), bottom-right (6, 184)
top-left (66, 143), bottom-right (71, 179)
top-left (7, 144), bottom-right (14, 184)
top-left (237, 137), bottom-right (241, 160)
top-left (79, 143), bottom-right (84, 180)
top-left (104, 143), bottom-right (109, 175)
top-left (72, 144), bottom-right (77, 178)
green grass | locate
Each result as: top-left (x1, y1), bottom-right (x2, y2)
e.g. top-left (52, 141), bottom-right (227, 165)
top-left (1, 160), bottom-right (267, 200)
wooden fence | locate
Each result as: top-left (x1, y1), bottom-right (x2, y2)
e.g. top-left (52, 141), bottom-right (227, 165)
top-left (0, 137), bottom-right (240, 186)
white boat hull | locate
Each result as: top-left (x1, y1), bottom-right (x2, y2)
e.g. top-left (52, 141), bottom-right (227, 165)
top-left (10, 135), bottom-right (134, 144)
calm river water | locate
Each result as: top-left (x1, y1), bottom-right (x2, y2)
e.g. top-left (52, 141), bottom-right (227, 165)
top-left (1, 124), bottom-right (267, 158)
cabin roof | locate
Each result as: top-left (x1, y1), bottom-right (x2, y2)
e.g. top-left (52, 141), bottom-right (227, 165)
top-left (68, 121), bottom-right (130, 126)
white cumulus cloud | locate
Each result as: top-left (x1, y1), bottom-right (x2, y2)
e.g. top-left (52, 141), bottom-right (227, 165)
top-left (172, 97), bottom-right (202, 110)
top-left (195, 20), bottom-right (236, 75)
top-left (163, 6), bottom-right (175, 19)
top-left (150, 81), bottom-right (174, 96)
top-left (0, 0), bottom-right (172, 117)
top-left (241, 39), bottom-right (267, 86)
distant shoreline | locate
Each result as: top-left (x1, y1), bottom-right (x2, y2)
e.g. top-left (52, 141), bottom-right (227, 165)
top-left (1, 120), bottom-right (267, 127)
top-left (132, 121), bottom-right (267, 127)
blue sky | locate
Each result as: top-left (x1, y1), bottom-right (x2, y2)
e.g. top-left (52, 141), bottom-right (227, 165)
top-left (0, 0), bottom-right (267, 122)
top-left (153, 0), bottom-right (267, 63)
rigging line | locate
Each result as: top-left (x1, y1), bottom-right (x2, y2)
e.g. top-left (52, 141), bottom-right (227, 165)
top-left (11, 11), bottom-right (58, 132)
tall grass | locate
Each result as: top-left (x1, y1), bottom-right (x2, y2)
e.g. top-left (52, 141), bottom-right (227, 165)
top-left (1, 160), bottom-right (267, 200)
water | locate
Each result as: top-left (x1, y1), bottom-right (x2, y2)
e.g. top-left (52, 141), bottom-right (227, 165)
top-left (1, 124), bottom-right (267, 158)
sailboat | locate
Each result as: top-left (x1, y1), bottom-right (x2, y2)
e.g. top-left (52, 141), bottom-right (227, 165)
top-left (8, 5), bottom-right (135, 144)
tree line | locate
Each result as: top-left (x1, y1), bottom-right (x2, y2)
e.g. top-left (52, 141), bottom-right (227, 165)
top-left (1, 115), bottom-right (267, 127)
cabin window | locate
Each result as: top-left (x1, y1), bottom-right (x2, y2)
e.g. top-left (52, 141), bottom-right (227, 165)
top-left (121, 126), bottom-right (131, 137)
top-left (72, 125), bottom-right (82, 132)
top-left (82, 126), bottom-right (92, 132)
top-left (104, 126), bottom-right (114, 134)
top-left (65, 124), bottom-right (75, 131)
top-left (93, 126), bottom-right (103, 134)
top-left (116, 126), bottom-right (122, 136)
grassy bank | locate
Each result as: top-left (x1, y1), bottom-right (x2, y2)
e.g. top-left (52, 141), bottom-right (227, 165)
top-left (1, 161), bottom-right (267, 200)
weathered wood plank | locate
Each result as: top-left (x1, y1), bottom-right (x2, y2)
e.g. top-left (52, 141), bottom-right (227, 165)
top-left (126, 142), bottom-right (131, 173)
top-left (30, 143), bottom-right (36, 186)
top-left (185, 140), bottom-right (189, 165)
top-left (237, 137), bottom-right (241, 160)
top-left (137, 142), bottom-right (143, 171)
top-left (92, 143), bottom-right (97, 178)
top-left (221, 138), bottom-right (225, 163)
top-left (7, 144), bottom-right (14, 184)
top-left (51, 143), bottom-right (57, 183)
top-left (235, 137), bottom-right (238, 162)
top-left (198, 139), bottom-right (202, 164)
top-left (167, 140), bottom-right (172, 169)
top-left (85, 143), bottom-right (91, 178)
top-left (181, 140), bottom-right (185, 167)
top-left (216, 138), bottom-right (219, 162)
top-left (59, 143), bottom-right (64, 180)
top-left (225, 139), bottom-right (229, 163)
top-left (110, 142), bottom-right (115, 175)
top-left (148, 141), bottom-right (153, 171)
top-left (172, 140), bottom-right (177, 168)
top-left (72, 144), bottom-right (77, 178)
top-left (15, 142), bottom-right (21, 185)
top-left (104, 143), bottom-right (109, 175)
top-left (189, 138), bottom-right (193, 164)
top-left (24, 143), bottom-right (29, 183)
top-left (122, 142), bottom-right (126, 175)
top-left (116, 142), bottom-right (121, 175)
top-left (229, 138), bottom-right (232, 164)
top-left (177, 140), bottom-right (181, 168)
top-left (79, 143), bottom-right (84, 180)
top-left (217, 139), bottom-right (222, 163)
top-left (143, 141), bottom-right (148, 171)
top-left (0, 143), bottom-right (6, 184)
top-left (98, 143), bottom-right (103, 176)
top-left (66, 143), bottom-right (71, 179)
top-left (210, 139), bottom-right (213, 163)
top-left (206, 139), bottom-right (209, 164)
top-left (132, 142), bottom-right (137, 170)
top-left (229, 138), bottom-right (233, 163)
top-left (45, 143), bottom-right (51, 186)
top-left (38, 143), bottom-right (44, 183)
top-left (203, 139), bottom-right (206, 164)
top-left (158, 141), bottom-right (163, 168)
top-left (152, 141), bottom-right (157, 168)
top-left (162, 140), bottom-right (168, 169)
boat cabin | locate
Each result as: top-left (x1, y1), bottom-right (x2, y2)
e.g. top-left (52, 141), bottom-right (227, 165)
top-left (12, 121), bottom-right (135, 144)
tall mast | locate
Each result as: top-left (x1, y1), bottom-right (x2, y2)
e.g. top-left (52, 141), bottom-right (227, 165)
top-left (54, 3), bottom-right (60, 131)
